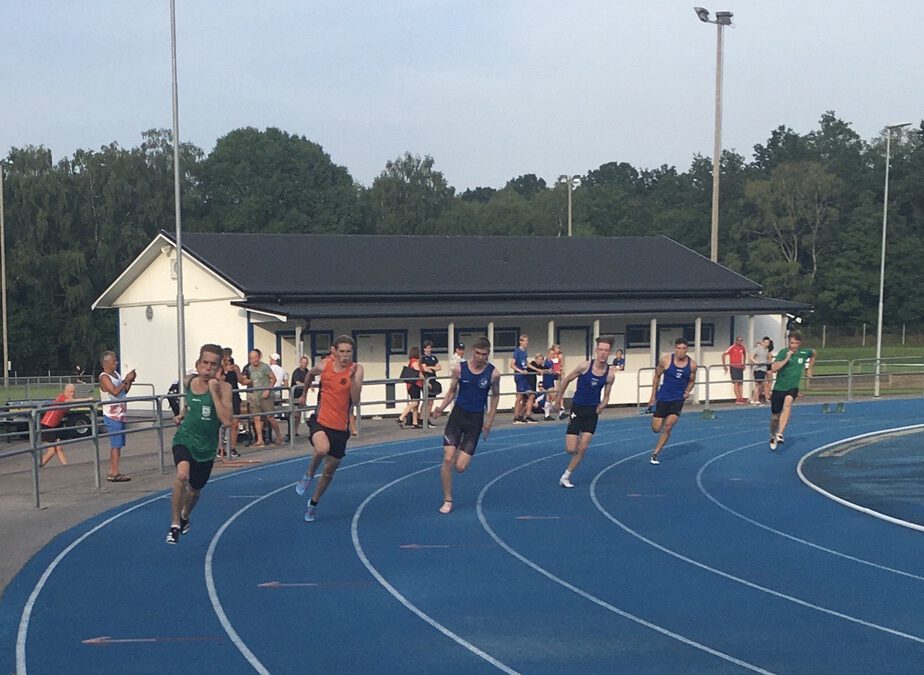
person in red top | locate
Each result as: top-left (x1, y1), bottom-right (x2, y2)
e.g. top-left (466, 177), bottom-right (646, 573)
top-left (396, 346), bottom-right (423, 429)
top-left (722, 336), bottom-right (748, 404)
top-left (294, 336), bottom-right (364, 522)
top-left (39, 383), bottom-right (78, 467)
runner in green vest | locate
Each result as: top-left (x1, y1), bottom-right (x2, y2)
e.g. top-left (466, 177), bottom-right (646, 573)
top-left (166, 344), bottom-right (233, 545)
top-left (769, 331), bottom-right (816, 451)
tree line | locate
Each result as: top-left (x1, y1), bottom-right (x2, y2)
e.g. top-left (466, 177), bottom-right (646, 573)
top-left (2, 112), bottom-right (922, 373)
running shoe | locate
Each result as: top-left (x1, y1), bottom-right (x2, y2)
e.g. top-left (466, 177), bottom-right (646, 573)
top-left (525, 417), bottom-right (539, 424)
top-left (229, 448), bottom-right (240, 458)
top-left (395, 418), bottom-right (405, 430)
top-left (544, 415), bottom-right (552, 421)
top-left (304, 504), bottom-right (317, 522)
top-left (650, 453), bottom-right (660, 465)
top-left (179, 517), bottom-right (190, 535)
top-left (776, 434), bottom-right (785, 445)
top-left (426, 420), bottom-right (437, 429)
top-left (295, 474), bottom-right (313, 497)
top-left (769, 436), bottom-right (778, 451)
top-left (749, 400), bottom-right (761, 406)
top-left (165, 526), bottom-right (180, 545)
top-left (559, 476), bottom-right (574, 488)
top-left (513, 417), bottom-right (526, 425)
top-left (558, 410), bottom-right (569, 420)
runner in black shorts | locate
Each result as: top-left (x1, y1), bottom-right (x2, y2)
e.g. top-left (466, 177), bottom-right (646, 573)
top-left (432, 337), bottom-right (500, 514)
top-left (768, 331), bottom-right (816, 451)
top-left (648, 337), bottom-right (697, 465)
top-left (555, 336), bottom-right (616, 488)
top-left (307, 414), bottom-right (350, 459)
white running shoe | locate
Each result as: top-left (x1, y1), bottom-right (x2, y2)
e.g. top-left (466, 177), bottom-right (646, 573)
top-left (769, 436), bottom-right (778, 451)
top-left (304, 504), bottom-right (317, 522)
top-left (776, 434), bottom-right (785, 445)
top-left (295, 474), bottom-right (312, 497)
top-left (650, 454), bottom-right (660, 465)
top-left (559, 476), bottom-right (574, 489)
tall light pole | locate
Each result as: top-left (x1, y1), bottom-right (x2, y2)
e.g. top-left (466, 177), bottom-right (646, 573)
top-left (170, 0), bottom-right (187, 394)
top-left (558, 174), bottom-right (580, 237)
top-left (0, 162), bottom-right (8, 391)
top-left (694, 7), bottom-right (733, 263)
top-left (875, 121), bottom-right (911, 397)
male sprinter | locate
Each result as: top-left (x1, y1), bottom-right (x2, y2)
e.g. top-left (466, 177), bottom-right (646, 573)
top-left (769, 331), bottom-right (816, 450)
top-left (648, 337), bottom-right (697, 465)
top-left (431, 337), bottom-right (500, 514)
top-left (555, 335), bottom-right (616, 488)
top-left (167, 344), bottom-right (233, 544)
top-left (295, 336), bottom-right (364, 522)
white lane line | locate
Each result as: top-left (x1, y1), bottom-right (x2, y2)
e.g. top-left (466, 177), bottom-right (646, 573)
top-left (697, 423), bottom-right (924, 581)
top-left (205, 443), bottom-right (444, 674)
top-left (797, 425), bottom-right (924, 533)
top-left (590, 433), bottom-right (924, 645)
top-left (476, 438), bottom-right (775, 674)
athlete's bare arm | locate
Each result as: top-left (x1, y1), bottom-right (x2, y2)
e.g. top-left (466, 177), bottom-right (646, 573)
top-left (649, 355), bottom-right (669, 405)
top-left (684, 359), bottom-right (698, 399)
top-left (432, 364), bottom-right (461, 418)
top-left (597, 369), bottom-right (617, 414)
top-left (555, 361), bottom-right (589, 409)
top-left (350, 364), bottom-right (364, 405)
top-left (209, 378), bottom-right (235, 427)
top-left (483, 369), bottom-right (501, 438)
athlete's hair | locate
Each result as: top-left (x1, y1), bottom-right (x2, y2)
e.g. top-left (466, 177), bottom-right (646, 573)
top-left (473, 337), bottom-right (491, 351)
top-left (675, 337), bottom-right (689, 346)
top-left (100, 350), bottom-right (116, 366)
top-left (596, 335), bottom-right (615, 348)
top-left (788, 331), bottom-right (802, 341)
top-left (333, 335), bottom-right (355, 349)
top-left (199, 343), bottom-right (223, 362)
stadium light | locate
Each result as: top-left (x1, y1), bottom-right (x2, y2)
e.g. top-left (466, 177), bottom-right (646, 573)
top-left (875, 121), bottom-right (912, 397)
top-left (558, 175), bottom-right (580, 237)
top-left (0, 162), bottom-right (8, 390)
top-left (694, 7), bottom-right (733, 262)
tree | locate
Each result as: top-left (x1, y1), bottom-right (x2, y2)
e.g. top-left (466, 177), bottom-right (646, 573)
top-left (367, 153), bottom-right (454, 234)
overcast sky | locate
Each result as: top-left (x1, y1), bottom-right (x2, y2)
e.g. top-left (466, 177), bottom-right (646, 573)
top-left (3, 1), bottom-right (922, 190)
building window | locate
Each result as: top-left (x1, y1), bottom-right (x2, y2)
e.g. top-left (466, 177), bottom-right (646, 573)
top-left (420, 329), bottom-right (449, 353)
top-left (389, 331), bottom-right (406, 354)
top-left (493, 328), bottom-right (519, 352)
top-left (626, 325), bottom-right (650, 348)
top-left (312, 331), bottom-right (334, 359)
top-left (682, 323), bottom-right (715, 346)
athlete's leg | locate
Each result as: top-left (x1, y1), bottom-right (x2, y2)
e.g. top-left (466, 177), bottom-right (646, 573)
top-left (171, 460), bottom-right (191, 526)
top-left (306, 428), bottom-right (331, 480)
top-left (650, 416), bottom-right (664, 433)
top-left (652, 414), bottom-right (679, 458)
top-left (441, 445), bottom-right (459, 511)
top-left (777, 395), bottom-right (796, 437)
top-left (311, 455), bottom-right (342, 503)
top-left (565, 432), bottom-right (593, 473)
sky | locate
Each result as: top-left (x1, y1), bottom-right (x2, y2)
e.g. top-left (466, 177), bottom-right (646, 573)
top-left (3, 1), bottom-right (923, 191)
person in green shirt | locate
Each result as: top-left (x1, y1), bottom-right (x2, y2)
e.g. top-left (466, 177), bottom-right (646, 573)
top-left (166, 344), bottom-right (234, 545)
top-left (768, 332), bottom-right (816, 451)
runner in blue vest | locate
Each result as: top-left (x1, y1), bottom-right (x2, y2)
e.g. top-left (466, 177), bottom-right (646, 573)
top-left (648, 337), bottom-right (698, 465)
top-left (555, 335), bottom-right (617, 488)
top-left (432, 337), bottom-right (500, 514)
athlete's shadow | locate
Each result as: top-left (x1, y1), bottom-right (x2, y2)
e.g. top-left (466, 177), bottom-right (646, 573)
top-left (663, 441), bottom-right (708, 460)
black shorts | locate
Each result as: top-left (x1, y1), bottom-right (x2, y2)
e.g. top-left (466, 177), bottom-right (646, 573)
top-left (408, 384), bottom-right (422, 401)
top-left (653, 400), bottom-right (685, 419)
top-left (443, 407), bottom-right (484, 456)
top-left (729, 367), bottom-right (744, 382)
top-left (771, 388), bottom-right (799, 415)
top-left (172, 445), bottom-right (215, 490)
top-left (754, 370), bottom-right (767, 382)
top-left (566, 405), bottom-right (599, 436)
top-left (308, 416), bottom-right (350, 460)
top-left (41, 424), bottom-right (63, 444)
top-left (232, 395), bottom-right (242, 416)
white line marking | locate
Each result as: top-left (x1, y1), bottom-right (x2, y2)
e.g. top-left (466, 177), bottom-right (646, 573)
top-left (590, 431), bottom-right (924, 645)
top-left (351, 443), bottom-right (532, 675)
top-left (476, 437), bottom-right (775, 674)
top-left (696, 423), bottom-right (924, 581)
top-left (797, 425), bottom-right (924, 533)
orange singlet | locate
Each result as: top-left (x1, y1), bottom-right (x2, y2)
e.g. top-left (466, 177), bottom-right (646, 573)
top-left (316, 357), bottom-right (353, 431)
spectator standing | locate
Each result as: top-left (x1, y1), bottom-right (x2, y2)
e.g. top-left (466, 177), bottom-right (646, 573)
top-left (39, 383), bottom-right (79, 467)
top-left (420, 340), bottom-right (442, 428)
top-left (612, 349), bottom-right (626, 371)
top-left (240, 349), bottom-right (283, 446)
top-left (291, 355), bottom-right (310, 437)
top-left (722, 336), bottom-right (748, 404)
top-left (749, 337), bottom-right (773, 405)
top-left (511, 334), bottom-right (537, 424)
top-left (99, 350), bottom-right (136, 482)
top-left (449, 342), bottom-right (465, 372)
top-left (269, 352), bottom-right (290, 440)
top-left (396, 347), bottom-right (423, 429)
top-left (220, 349), bottom-right (242, 457)
top-left (541, 348), bottom-right (559, 420)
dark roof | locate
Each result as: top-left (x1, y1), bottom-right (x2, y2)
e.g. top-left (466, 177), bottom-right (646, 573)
top-left (235, 295), bottom-right (809, 321)
top-left (166, 231), bottom-right (762, 298)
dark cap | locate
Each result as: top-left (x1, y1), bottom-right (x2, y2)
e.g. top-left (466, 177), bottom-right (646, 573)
top-left (455, 342), bottom-right (465, 350)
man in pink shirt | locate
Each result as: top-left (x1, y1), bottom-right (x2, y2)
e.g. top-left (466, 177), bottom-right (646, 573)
top-left (722, 336), bottom-right (748, 404)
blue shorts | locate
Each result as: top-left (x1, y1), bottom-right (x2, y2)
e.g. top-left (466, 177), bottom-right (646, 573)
top-left (104, 417), bottom-right (126, 449)
top-left (514, 374), bottom-right (530, 393)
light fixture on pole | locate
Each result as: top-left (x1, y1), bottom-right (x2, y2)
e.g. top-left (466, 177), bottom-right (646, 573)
top-left (874, 121), bottom-right (911, 397)
top-left (170, 0), bottom-right (187, 394)
top-left (558, 175), bottom-right (580, 237)
top-left (694, 7), bottom-right (733, 263)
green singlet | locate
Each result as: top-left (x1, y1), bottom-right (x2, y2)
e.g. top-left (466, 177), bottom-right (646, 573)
top-left (772, 348), bottom-right (814, 392)
top-left (173, 386), bottom-right (221, 462)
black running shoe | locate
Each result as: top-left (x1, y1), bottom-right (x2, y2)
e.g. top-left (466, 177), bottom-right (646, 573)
top-left (166, 526), bottom-right (180, 545)
top-left (180, 518), bottom-right (190, 535)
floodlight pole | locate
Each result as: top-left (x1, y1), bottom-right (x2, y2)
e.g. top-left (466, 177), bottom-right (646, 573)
top-left (0, 162), bottom-right (8, 391)
top-left (558, 175), bottom-right (579, 237)
top-left (694, 8), bottom-right (733, 263)
top-left (170, 0), bottom-right (187, 394)
top-left (875, 122), bottom-right (911, 397)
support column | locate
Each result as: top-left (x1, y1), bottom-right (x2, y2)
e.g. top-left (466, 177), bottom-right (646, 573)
top-left (649, 318), bottom-right (658, 367)
top-left (487, 321), bottom-right (495, 361)
top-left (295, 323), bottom-right (303, 358)
top-left (448, 321), bottom-right (455, 354)
top-left (547, 320), bottom-right (555, 349)
top-left (592, 319), bottom-right (600, 342)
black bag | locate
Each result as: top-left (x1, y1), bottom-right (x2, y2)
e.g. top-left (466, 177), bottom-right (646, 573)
top-left (428, 378), bottom-right (443, 396)
top-left (399, 365), bottom-right (417, 380)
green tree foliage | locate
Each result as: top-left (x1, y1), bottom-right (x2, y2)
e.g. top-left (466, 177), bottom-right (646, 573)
top-left (2, 112), bottom-right (923, 373)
